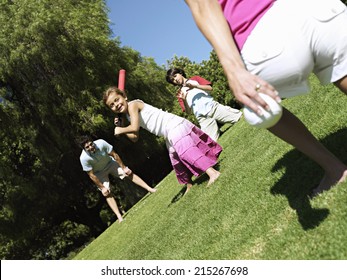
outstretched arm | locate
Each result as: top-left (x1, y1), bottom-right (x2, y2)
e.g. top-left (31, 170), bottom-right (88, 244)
top-left (87, 170), bottom-right (110, 197)
top-left (109, 150), bottom-right (126, 169)
top-left (185, 0), bottom-right (281, 114)
top-left (109, 150), bottom-right (133, 176)
top-left (114, 101), bottom-right (141, 142)
top-left (177, 88), bottom-right (192, 115)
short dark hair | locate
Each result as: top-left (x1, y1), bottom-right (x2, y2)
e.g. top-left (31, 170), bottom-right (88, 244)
top-left (165, 68), bottom-right (186, 85)
top-left (75, 135), bottom-right (93, 149)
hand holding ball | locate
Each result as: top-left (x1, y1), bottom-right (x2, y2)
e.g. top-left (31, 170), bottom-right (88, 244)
top-left (243, 93), bottom-right (282, 129)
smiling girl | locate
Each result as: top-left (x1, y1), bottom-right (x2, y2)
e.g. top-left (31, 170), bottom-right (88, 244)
top-left (103, 86), bottom-right (222, 194)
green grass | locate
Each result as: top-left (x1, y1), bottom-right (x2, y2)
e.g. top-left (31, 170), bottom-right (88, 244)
top-left (74, 76), bottom-right (347, 260)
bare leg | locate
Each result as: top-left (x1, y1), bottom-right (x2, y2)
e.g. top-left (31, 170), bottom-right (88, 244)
top-left (334, 75), bottom-right (347, 94)
top-left (206, 167), bottom-right (221, 186)
top-left (105, 194), bottom-right (123, 223)
top-left (268, 107), bottom-right (347, 196)
top-left (184, 182), bottom-right (193, 195)
top-left (127, 173), bottom-right (157, 193)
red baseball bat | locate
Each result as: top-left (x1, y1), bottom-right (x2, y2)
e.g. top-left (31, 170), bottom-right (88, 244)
top-left (118, 69), bottom-right (126, 91)
top-left (115, 69), bottom-right (126, 128)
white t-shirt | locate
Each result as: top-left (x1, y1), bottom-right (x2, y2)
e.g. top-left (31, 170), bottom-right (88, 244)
top-left (181, 79), bottom-right (214, 117)
top-left (79, 139), bottom-right (113, 173)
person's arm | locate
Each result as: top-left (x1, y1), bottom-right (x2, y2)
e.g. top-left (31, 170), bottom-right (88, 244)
top-left (87, 170), bottom-right (110, 197)
top-left (109, 150), bottom-right (126, 169)
top-left (109, 150), bottom-right (133, 175)
top-left (185, 81), bottom-right (212, 92)
top-left (177, 88), bottom-right (192, 114)
top-left (114, 114), bottom-right (123, 127)
top-left (185, 0), bottom-right (281, 115)
top-left (114, 101), bottom-right (141, 142)
top-left (185, 76), bottom-right (213, 92)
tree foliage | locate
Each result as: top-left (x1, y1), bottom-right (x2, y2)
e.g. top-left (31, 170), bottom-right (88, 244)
top-left (2, 0), bottom-right (329, 259)
top-left (0, 0), bottom-right (172, 259)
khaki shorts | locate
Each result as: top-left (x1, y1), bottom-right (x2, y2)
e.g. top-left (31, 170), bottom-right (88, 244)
top-left (94, 160), bottom-right (126, 190)
top-left (197, 101), bottom-right (242, 141)
top-left (241, 0), bottom-right (347, 98)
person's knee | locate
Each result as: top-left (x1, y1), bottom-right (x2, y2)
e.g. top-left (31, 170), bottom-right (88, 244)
top-left (105, 193), bottom-right (113, 199)
top-left (126, 173), bottom-right (134, 180)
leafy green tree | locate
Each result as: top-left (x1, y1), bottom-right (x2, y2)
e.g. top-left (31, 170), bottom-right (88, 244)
top-left (0, 0), bottom-right (172, 259)
top-left (0, 0), bottom-right (117, 259)
top-left (200, 51), bottom-right (240, 108)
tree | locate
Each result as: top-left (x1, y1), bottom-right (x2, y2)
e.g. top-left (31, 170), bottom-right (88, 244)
top-left (0, 0), bottom-right (172, 259)
top-left (200, 51), bottom-right (240, 108)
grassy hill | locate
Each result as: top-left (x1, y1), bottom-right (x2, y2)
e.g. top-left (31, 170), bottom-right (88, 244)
top-left (74, 76), bottom-right (347, 260)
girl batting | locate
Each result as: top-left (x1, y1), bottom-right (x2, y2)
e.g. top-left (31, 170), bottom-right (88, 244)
top-left (103, 87), bottom-right (222, 194)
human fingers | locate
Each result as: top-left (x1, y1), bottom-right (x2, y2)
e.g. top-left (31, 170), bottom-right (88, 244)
top-left (248, 82), bottom-right (281, 113)
top-left (123, 166), bottom-right (132, 175)
top-left (102, 188), bottom-right (109, 196)
top-left (254, 82), bottom-right (281, 104)
top-left (229, 75), bottom-right (280, 115)
top-left (114, 117), bottom-right (120, 126)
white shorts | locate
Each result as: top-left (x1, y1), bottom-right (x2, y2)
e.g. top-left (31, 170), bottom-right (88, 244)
top-left (241, 0), bottom-right (347, 98)
top-left (94, 160), bottom-right (126, 190)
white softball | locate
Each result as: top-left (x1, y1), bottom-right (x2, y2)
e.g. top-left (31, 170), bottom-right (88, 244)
top-left (243, 93), bottom-right (282, 129)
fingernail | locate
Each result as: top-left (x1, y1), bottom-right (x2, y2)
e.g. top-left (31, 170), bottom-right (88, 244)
top-left (276, 97), bottom-right (282, 103)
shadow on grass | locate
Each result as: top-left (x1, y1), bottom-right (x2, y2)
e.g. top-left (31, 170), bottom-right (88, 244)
top-left (271, 128), bottom-right (347, 230)
top-left (170, 187), bottom-right (188, 204)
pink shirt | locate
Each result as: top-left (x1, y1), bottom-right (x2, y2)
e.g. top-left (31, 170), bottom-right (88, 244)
top-left (218, 0), bottom-right (275, 50)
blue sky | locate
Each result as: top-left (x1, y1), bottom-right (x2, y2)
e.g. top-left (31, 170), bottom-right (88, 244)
top-left (106, 0), bottom-right (212, 66)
